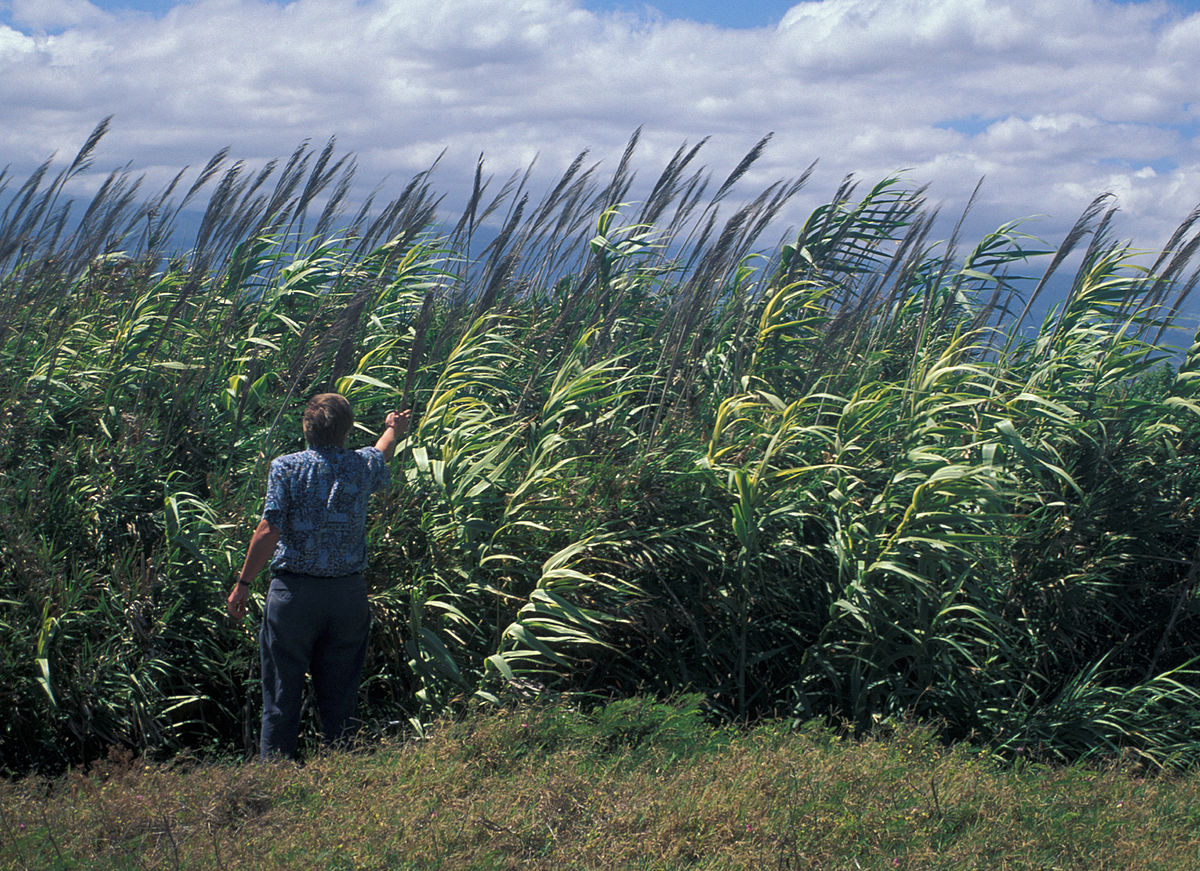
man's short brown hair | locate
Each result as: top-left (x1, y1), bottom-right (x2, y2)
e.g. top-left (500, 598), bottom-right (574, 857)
top-left (303, 393), bottom-right (353, 447)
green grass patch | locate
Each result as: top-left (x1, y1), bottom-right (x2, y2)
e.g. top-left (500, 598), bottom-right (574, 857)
top-left (2, 699), bottom-right (1199, 870)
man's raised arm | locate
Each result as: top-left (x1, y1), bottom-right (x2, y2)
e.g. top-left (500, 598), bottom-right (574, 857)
top-left (374, 409), bottom-right (411, 461)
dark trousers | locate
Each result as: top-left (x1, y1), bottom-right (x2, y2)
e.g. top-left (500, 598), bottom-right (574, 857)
top-left (259, 572), bottom-right (370, 760)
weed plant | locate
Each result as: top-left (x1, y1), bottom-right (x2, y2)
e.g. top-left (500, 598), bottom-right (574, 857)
top-left (3, 123), bottom-right (1200, 773)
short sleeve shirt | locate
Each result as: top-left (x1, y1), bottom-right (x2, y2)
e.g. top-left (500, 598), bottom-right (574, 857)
top-left (263, 445), bottom-right (390, 577)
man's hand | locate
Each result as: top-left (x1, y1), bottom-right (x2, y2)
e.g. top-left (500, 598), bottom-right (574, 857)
top-left (226, 581), bottom-right (250, 619)
top-left (386, 409), bottom-right (411, 435)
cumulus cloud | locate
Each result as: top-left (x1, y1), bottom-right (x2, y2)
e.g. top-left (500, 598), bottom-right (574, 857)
top-left (2, 0), bottom-right (1199, 250)
top-left (8, 0), bottom-right (105, 30)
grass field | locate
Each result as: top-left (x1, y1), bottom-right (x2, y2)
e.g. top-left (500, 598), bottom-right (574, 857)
top-left (3, 699), bottom-right (1199, 870)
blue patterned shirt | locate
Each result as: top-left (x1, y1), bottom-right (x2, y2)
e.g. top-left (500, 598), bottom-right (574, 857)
top-left (263, 445), bottom-right (390, 577)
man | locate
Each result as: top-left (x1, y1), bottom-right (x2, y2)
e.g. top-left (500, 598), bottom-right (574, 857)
top-left (226, 393), bottom-right (410, 760)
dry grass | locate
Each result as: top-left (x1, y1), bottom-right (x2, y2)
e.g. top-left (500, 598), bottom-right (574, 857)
top-left (3, 702), bottom-right (1199, 870)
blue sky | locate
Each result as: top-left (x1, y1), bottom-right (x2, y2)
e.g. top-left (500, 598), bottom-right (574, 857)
top-left (23, 0), bottom-right (1200, 27)
top-left (4, 1), bottom-right (826, 28)
top-left (3, 0), bottom-right (1200, 289)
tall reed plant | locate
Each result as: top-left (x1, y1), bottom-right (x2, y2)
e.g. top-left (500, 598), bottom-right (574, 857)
top-left (3, 124), bottom-right (1199, 772)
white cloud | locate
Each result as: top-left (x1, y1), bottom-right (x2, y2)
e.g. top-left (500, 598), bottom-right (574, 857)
top-left (0, 24), bottom-right (37, 59)
top-left (2, 0), bottom-right (1200, 255)
top-left (9, 0), bottom-right (104, 30)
